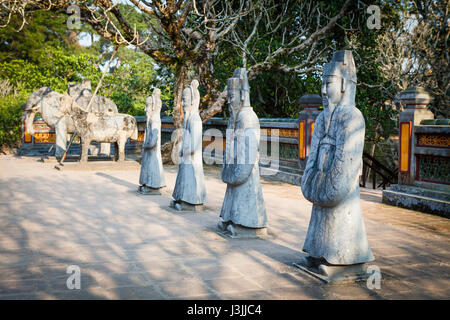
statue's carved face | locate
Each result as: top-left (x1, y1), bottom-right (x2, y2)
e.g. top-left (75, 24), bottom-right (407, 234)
top-left (227, 88), bottom-right (240, 113)
top-left (322, 75), bottom-right (342, 106)
top-left (147, 90), bottom-right (161, 115)
top-left (182, 90), bottom-right (192, 113)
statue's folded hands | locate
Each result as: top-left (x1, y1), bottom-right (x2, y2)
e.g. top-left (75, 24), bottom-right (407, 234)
top-left (222, 163), bottom-right (254, 186)
top-left (181, 115), bottom-right (202, 156)
top-left (143, 128), bottom-right (159, 150)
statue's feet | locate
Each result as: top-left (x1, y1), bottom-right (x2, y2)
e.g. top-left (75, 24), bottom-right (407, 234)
top-left (226, 224), bottom-right (235, 236)
top-left (317, 264), bottom-right (330, 276)
top-left (297, 255), bottom-right (329, 272)
top-left (138, 185), bottom-right (149, 194)
top-left (169, 200), bottom-right (182, 211)
top-left (298, 255), bottom-right (316, 269)
top-left (139, 185), bottom-right (162, 195)
top-left (217, 220), bottom-right (230, 231)
top-left (294, 256), bottom-right (370, 282)
top-left (170, 200), bottom-right (203, 212)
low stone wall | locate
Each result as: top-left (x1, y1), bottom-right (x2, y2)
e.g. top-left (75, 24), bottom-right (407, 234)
top-left (381, 87), bottom-right (450, 217)
top-left (19, 115), bottom-right (303, 184)
top-left (413, 125), bottom-right (450, 185)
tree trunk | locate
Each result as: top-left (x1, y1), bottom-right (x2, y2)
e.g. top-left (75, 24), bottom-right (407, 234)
top-left (200, 88), bottom-right (227, 122)
top-left (172, 64), bottom-right (187, 129)
top-left (364, 123), bottom-right (380, 186)
top-left (162, 64), bottom-right (187, 164)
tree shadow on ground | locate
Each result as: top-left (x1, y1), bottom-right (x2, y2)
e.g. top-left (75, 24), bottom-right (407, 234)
top-left (0, 163), bottom-right (448, 300)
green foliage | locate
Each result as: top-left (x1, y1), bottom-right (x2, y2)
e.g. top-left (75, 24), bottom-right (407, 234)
top-left (0, 0), bottom-right (443, 169)
top-left (0, 10), bottom-right (69, 64)
top-left (0, 93), bottom-right (27, 147)
top-left (110, 92), bottom-right (134, 114)
top-left (0, 60), bottom-right (44, 92)
top-left (213, 0), bottom-right (405, 143)
top-left (0, 47), bottom-right (100, 93)
top-left (109, 91), bottom-right (147, 116)
top-left (358, 95), bottom-right (398, 142)
top-left (103, 48), bottom-right (162, 116)
top-left (343, 0), bottom-right (402, 142)
top-left (0, 4), bottom-right (160, 115)
top-left (249, 72), bottom-right (321, 119)
top-left (212, 0), bottom-right (340, 119)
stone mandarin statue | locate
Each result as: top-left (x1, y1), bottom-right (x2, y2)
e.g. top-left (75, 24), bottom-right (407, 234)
top-left (138, 88), bottom-right (166, 195)
top-left (218, 68), bottom-right (268, 238)
top-left (298, 50), bottom-right (374, 277)
top-left (170, 80), bottom-right (207, 211)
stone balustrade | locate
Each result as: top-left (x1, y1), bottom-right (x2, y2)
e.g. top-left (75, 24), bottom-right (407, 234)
top-left (19, 88), bottom-right (449, 217)
top-left (20, 114), bottom-right (304, 184)
top-left (382, 87), bottom-right (450, 217)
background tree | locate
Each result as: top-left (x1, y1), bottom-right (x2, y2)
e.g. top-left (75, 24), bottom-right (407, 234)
top-left (373, 0), bottom-right (449, 118)
top-left (0, 0), bottom-right (354, 155)
top-left (0, 10), bottom-right (72, 63)
top-left (0, 6), bottom-right (160, 150)
top-left (0, 0), bottom-right (447, 169)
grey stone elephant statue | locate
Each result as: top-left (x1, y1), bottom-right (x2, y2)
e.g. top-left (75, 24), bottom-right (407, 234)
top-left (67, 80), bottom-right (118, 156)
top-left (22, 81), bottom-right (119, 159)
top-left (60, 94), bottom-right (138, 162)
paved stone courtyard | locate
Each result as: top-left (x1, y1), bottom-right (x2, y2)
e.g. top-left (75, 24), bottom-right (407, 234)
top-left (0, 155), bottom-right (449, 300)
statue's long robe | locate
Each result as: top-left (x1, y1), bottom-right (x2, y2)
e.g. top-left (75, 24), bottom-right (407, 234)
top-left (220, 107), bottom-right (267, 228)
top-left (172, 113), bottom-right (207, 204)
top-left (139, 114), bottom-right (165, 188)
top-left (301, 104), bottom-right (374, 265)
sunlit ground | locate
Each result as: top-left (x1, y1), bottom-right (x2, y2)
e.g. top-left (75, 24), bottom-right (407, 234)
top-left (0, 155), bottom-right (449, 300)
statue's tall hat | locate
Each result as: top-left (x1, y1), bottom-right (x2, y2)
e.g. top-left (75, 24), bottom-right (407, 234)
top-left (323, 50), bottom-right (357, 85)
top-left (227, 68), bottom-right (251, 107)
top-left (182, 81), bottom-right (200, 113)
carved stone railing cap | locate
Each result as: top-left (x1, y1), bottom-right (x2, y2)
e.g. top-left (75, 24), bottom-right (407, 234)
top-left (398, 86), bottom-right (433, 107)
top-left (420, 119), bottom-right (450, 126)
top-left (298, 94), bottom-right (322, 108)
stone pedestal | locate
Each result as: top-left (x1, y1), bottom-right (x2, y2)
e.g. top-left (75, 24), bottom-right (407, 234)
top-left (298, 94), bottom-right (321, 171)
top-left (397, 87), bottom-right (434, 185)
top-left (382, 183), bottom-right (450, 218)
top-left (137, 185), bottom-right (163, 195)
top-left (293, 257), bottom-right (370, 283)
top-left (170, 200), bottom-right (203, 212)
top-left (217, 220), bottom-right (267, 239)
top-left (382, 88), bottom-right (450, 217)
